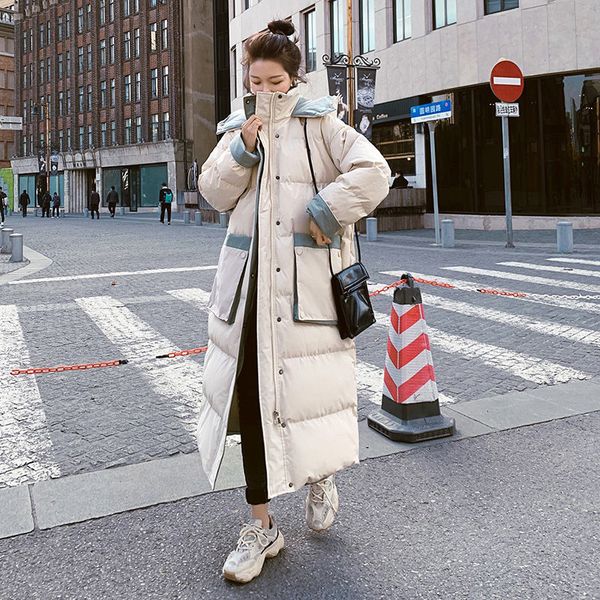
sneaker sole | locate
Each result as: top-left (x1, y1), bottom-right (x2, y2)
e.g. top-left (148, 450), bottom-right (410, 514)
top-left (306, 486), bottom-right (340, 532)
top-left (223, 531), bottom-right (285, 584)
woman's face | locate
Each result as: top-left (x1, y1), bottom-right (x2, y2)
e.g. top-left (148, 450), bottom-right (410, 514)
top-left (249, 59), bottom-right (293, 94)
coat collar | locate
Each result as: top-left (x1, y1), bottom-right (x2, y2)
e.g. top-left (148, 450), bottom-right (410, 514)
top-left (216, 93), bottom-right (337, 135)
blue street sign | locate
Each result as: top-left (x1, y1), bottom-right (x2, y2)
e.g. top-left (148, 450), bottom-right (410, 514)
top-left (410, 100), bottom-right (452, 124)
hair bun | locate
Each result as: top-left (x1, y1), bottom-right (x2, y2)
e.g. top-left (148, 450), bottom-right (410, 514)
top-left (267, 19), bottom-right (295, 37)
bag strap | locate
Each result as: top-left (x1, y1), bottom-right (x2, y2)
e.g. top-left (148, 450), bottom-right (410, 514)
top-left (302, 119), bottom-right (362, 274)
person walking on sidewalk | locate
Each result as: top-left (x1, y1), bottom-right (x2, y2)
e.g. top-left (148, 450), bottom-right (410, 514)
top-left (90, 187), bottom-right (101, 220)
top-left (0, 187), bottom-right (7, 226)
top-left (197, 19), bottom-right (390, 584)
top-left (41, 190), bottom-right (52, 218)
top-left (19, 190), bottom-right (30, 217)
top-left (52, 192), bottom-right (61, 218)
top-left (107, 186), bottom-right (118, 218)
top-left (158, 182), bottom-right (173, 225)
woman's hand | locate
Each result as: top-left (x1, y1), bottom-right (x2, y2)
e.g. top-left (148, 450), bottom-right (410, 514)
top-left (241, 115), bottom-right (263, 152)
top-left (309, 219), bottom-right (332, 247)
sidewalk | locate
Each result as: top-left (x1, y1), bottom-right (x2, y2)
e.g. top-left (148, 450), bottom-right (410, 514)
top-left (0, 410), bottom-right (598, 599)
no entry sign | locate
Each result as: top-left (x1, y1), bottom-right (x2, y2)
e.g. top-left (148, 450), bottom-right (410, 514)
top-left (490, 60), bottom-right (524, 103)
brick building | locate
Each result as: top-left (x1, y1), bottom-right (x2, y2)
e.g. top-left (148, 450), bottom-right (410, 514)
top-left (0, 3), bottom-right (15, 169)
top-left (11, 0), bottom-right (216, 213)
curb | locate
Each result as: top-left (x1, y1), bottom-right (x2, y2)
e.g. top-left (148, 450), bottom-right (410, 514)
top-left (0, 245), bottom-right (52, 286)
top-left (1, 377), bottom-right (599, 540)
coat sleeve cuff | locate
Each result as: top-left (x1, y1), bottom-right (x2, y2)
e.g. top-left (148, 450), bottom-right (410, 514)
top-left (229, 133), bottom-right (260, 168)
top-left (306, 194), bottom-right (343, 239)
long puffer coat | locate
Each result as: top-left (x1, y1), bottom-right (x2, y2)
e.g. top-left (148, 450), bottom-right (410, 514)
top-left (197, 89), bottom-right (390, 499)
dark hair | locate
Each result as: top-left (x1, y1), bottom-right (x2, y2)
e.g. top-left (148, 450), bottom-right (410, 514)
top-left (111, 186), bottom-right (115, 190)
top-left (243, 20), bottom-right (305, 90)
top-left (162, 182), bottom-right (167, 187)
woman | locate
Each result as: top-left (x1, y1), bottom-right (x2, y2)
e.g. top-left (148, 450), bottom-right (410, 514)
top-left (198, 20), bottom-right (390, 584)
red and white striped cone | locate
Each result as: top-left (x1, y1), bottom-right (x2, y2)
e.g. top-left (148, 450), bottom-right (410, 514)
top-left (368, 273), bottom-right (455, 442)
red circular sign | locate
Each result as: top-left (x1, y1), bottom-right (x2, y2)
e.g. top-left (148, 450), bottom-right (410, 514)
top-left (490, 59), bottom-right (524, 103)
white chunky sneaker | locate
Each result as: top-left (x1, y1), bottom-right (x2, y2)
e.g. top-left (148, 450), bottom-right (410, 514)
top-left (222, 517), bottom-right (284, 583)
top-left (305, 475), bottom-right (339, 532)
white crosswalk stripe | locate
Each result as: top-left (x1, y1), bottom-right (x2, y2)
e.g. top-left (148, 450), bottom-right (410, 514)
top-left (382, 270), bottom-right (600, 314)
top-left (547, 258), bottom-right (600, 267)
top-left (443, 265), bottom-right (600, 294)
top-left (498, 261), bottom-right (600, 279)
top-left (370, 303), bottom-right (589, 386)
top-left (0, 306), bottom-right (60, 487)
top-left (75, 296), bottom-right (204, 435)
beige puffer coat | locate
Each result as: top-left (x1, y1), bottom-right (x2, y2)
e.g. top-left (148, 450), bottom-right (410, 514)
top-left (197, 89), bottom-right (390, 499)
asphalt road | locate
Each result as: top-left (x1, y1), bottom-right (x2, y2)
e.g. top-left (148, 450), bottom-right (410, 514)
top-left (1, 411), bottom-right (598, 600)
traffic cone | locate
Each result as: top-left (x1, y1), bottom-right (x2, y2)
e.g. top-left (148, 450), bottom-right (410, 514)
top-left (367, 273), bottom-right (455, 442)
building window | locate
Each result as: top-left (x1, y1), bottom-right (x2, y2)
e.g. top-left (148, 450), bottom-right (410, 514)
top-left (360, 0), bottom-right (375, 53)
top-left (110, 79), bottom-right (116, 106)
top-left (87, 44), bottom-right (93, 70)
top-left (66, 13), bottom-right (71, 37)
top-left (87, 3), bottom-right (93, 29)
top-left (162, 112), bottom-right (170, 139)
top-left (124, 118), bottom-right (132, 144)
top-left (79, 126), bottom-right (85, 149)
top-left (394, 0), bottom-right (411, 42)
top-left (47, 58), bottom-right (52, 82)
top-left (161, 19), bottom-right (168, 49)
top-left (46, 22), bottom-right (51, 45)
top-left (77, 7), bottom-right (84, 33)
top-left (150, 68), bottom-right (158, 98)
top-left (57, 16), bottom-right (63, 41)
top-left (162, 65), bottom-right (169, 96)
top-left (372, 120), bottom-right (416, 176)
top-left (135, 72), bottom-right (141, 101)
top-left (78, 86), bottom-right (84, 112)
top-left (101, 122), bottom-right (107, 146)
top-left (124, 31), bottom-right (131, 60)
top-left (100, 81), bottom-right (107, 108)
top-left (66, 128), bottom-right (71, 150)
top-left (109, 0), bottom-right (115, 21)
top-left (151, 114), bottom-right (159, 142)
top-left (78, 46), bottom-right (84, 72)
top-left (59, 130), bottom-right (64, 152)
top-left (99, 0), bottom-right (106, 26)
top-left (433, 0), bottom-right (456, 29)
top-left (330, 0), bottom-right (346, 57)
top-left (123, 0), bottom-right (130, 17)
top-left (124, 74), bottom-right (131, 102)
top-left (134, 28), bottom-right (140, 57)
top-left (135, 116), bottom-right (142, 142)
top-left (66, 51), bottom-right (71, 76)
top-left (149, 0), bottom-right (157, 7)
top-left (133, 0), bottom-right (140, 13)
top-left (67, 90), bottom-right (71, 113)
top-left (485, 0), bottom-right (518, 14)
top-left (111, 121), bottom-right (116, 145)
top-left (58, 92), bottom-right (64, 116)
top-left (304, 9), bottom-right (316, 73)
top-left (149, 23), bottom-right (158, 51)
top-left (39, 24), bottom-right (45, 47)
top-left (39, 60), bottom-right (44, 84)
top-left (87, 85), bottom-right (93, 111)
top-left (230, 46), bottom-right (237, 99)
top-left (109, 36), bottom-right (115, 63)
top-left (99, 40), bottom-right (106, 66)
top-left (88, 125), bottom-right (93, 148)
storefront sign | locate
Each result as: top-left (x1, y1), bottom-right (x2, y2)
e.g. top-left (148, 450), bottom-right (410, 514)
top-left (0, 116), bottom-right (23, 131)
top-left (495, 102), bottom-right (519, 117)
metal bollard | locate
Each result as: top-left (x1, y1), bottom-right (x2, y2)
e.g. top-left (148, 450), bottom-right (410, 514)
top-left (441, 219), bottom-right (455, 248)
top-left (9, 233), bottom-right (24, 262)
top-left (183, 210), bottom-right (190, 225)
top-left (60, 208), bottom-right (65, 218)
top-left (219, 212), bottom-right (229, 228)
top-left (1, 227), bottom-right (14, 253)
top-left (119, 206), bottom-right (125, 216)
top-left (366, 217), bottom-right (378, 242)
top-left (195, 211), bottom-right (202, 226)
top-left (83, 208), bottom-right (89, 218)
top-left (557, 221), bottom-right (573, 253)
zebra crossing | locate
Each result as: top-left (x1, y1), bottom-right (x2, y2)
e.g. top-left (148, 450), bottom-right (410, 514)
top-left (1, 253), bottom-right (599, 489)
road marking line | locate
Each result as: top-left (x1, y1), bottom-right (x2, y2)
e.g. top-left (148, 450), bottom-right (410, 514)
top-left (9, 265), bottom-right (218, 285)
top-left (443, 266), bottom-right (600, 294)
top-left (370, 283), bottom-right (600, 349)
top-left (382, 270), bottom-right (600, 315)
top-left (75, 296), bottom-right (204, 435)
top-left (547, 258), bottom-right (600, 267)
top-left (499, 261), bottom-right (600, 278)
top-left (371, 307), bottom-right (589, 385)
top-left (1, 306), bottom-right (60, 487)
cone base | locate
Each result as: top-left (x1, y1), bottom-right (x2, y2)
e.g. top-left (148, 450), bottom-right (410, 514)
top-left (367, 409), bottom-right (455, 443)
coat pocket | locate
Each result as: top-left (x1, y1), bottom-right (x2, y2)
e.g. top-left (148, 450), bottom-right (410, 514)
top-left (208, 234), bottom-right (251, 324)
top-left (293, 233), bottom-right (342, 324)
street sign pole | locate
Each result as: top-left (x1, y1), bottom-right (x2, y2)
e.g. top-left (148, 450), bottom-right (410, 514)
top-left (427, 121), bottom-right (441, 246)
top-left (501, 115), bottom-right (514, 248)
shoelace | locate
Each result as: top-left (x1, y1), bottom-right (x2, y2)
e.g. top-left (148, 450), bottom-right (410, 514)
top-left (310, 479), bottom-right (338, 514)
top-left (236, 524), bottom-right (270, 552)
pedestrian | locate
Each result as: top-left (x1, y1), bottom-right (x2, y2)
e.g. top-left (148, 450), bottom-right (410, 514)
top-left (19, 190), bottom-right (30, 217)
top-left (106, 185), bottom-right (118, 218)
top-left (0, 187), bottom-right (6, 226)
top-left (197, 19), bottom-right (390, 584)
top-left (390, 171), bottom-right (409, 189)
top-left (41, 190), bottom-right (52, 218)
top-left (158, 182), bottom-right (173, 224)
top-left (89, 186), bottom-right (100, 220)
top-left (52, 192), bottom-right (61, 218)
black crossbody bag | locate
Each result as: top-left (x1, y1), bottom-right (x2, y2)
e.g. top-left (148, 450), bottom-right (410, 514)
top-left (303, 119), bottom-right (376, 340)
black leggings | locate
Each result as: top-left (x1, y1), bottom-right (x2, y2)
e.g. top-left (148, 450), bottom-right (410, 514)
top-left (237, 289), bottom-right (270, 506)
